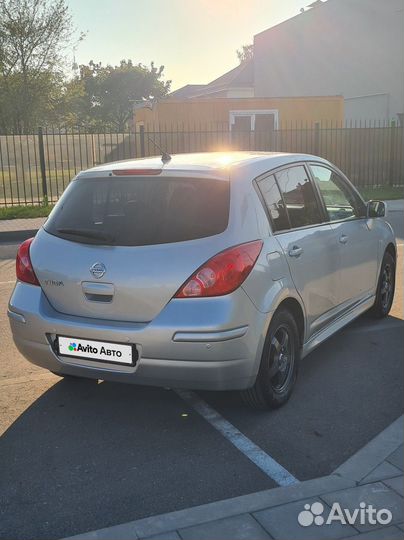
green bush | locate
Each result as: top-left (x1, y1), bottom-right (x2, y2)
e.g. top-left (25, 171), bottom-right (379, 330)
top-left (0, 205), bottom-right (54, 220)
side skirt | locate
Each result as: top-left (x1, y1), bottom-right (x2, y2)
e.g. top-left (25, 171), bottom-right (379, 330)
top-left (301, 294), bottom-right (375, 359)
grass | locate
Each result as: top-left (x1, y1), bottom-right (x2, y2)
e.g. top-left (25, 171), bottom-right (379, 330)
top-left (358, 186), bottom-right (403, 201)
top-left (0, 167), bottom-right (77, 205)
top-left (0, 204), bottom-right (54, 220)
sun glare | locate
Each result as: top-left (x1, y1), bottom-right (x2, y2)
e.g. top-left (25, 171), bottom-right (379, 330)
top-left (216, 154), bottom-right (235, 166)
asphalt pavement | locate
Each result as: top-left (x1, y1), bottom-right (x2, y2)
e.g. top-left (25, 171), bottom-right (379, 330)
top-left (0, 206), bottom-right (402, 540)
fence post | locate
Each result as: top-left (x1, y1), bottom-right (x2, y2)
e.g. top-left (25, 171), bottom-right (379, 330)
top-left (37, 127), bottom-right (48, 202)
top-left (389, 123), bottom-right (396, 186)
top-left (314, 122), bottom-right (320, 155)
top-left (139, 125), bottom-right (145, 157)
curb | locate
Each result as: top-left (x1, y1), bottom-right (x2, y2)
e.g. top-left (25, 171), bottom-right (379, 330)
top-left (0, 217), bottom-right (45, 243)
top-left (63, 415), bottom-right (403, 540)
top-left (0, 229), bottom-right (39, 243)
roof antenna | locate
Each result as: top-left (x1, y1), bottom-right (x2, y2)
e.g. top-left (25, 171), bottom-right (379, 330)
top-left (146, 134), bottom-right (172, 164)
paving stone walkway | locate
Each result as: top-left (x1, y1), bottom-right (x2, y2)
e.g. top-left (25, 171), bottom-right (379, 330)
top-left (0, 217), bottom-right (46, 233)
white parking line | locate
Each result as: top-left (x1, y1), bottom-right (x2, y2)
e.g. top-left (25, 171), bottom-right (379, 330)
top-left (175, 389), bottom-right (299, 487)
top-left (0, 280), bottom-right (15, 284)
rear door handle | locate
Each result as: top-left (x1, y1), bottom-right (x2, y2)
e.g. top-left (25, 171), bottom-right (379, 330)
top-left (288, 245), bottom-right (303, 258)
top-left (339, 234), bottom-right (348, 244)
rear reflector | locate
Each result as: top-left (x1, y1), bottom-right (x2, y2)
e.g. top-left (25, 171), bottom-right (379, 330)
top-left (112, 169), bottom-right (162, 176)
top-left (16, 237), bottom-right (40, 286)
top-left (174, 240), bottom-right (263, 298)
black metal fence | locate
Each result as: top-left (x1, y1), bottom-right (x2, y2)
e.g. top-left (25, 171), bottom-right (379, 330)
top-left (0, 122), bottom-right (403, 206)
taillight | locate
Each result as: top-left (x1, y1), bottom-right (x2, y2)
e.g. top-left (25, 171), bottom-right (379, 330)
top-left (16, 238), bottom-right (39, 286)
top-left (174, 240), bottom-right (263, 298)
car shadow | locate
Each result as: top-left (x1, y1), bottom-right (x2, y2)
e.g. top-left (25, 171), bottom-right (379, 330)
top-left (0, 376), bottom-right (270, 540)
top-left (0, 381), bottom-right (178, 539)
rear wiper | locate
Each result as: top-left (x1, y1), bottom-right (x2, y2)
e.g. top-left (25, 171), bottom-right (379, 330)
top-left (57, 228), bottom-right (115, 243)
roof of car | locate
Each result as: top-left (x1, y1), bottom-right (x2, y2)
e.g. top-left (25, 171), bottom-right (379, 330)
top-left (82, 151), bottom-right (329, 179)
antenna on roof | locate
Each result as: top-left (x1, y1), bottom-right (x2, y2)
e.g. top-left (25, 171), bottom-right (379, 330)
top-left (146, 134), bottom-right (172, 164)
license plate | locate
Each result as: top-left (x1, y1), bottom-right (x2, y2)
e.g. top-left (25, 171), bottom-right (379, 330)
top-left (58, 336), bottom-right (134, 365)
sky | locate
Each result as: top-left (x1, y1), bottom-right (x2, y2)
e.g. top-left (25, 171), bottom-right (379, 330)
top-left (66, 0), bottom-right (309, 90)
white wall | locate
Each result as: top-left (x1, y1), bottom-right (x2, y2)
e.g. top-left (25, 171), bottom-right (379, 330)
top-left (254, 0), bottom-right (404, 122)
top-left (344, 94), bottom-right (391, 122)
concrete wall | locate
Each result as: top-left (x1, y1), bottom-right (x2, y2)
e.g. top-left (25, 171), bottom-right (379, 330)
top-left (254, 0), bottom-right (404, 122)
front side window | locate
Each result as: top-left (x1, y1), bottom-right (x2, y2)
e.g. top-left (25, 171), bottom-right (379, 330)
top-left (257, 174), bottom-right (290, 232)
top-left (275, 166), bottom-right (323, 229)
top-left (310, 165), bottom-right (364, 222)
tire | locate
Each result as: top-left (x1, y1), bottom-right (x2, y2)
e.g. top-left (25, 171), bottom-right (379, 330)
top-left (241, 309), bottom-right (300, 410)
top-left (370, 251), bottom-right (396, 318)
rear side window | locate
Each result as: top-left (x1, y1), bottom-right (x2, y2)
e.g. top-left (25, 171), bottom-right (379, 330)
top-left (275, 166), bottom-right (323, 229)
top-left (44, 176), bottom-right (229, 246)
top-left (257, 174), bottom-right (290, 232)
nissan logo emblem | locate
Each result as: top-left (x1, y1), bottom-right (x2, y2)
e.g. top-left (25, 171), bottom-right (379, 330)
top-left (90, 262), bottom-right (106, 279)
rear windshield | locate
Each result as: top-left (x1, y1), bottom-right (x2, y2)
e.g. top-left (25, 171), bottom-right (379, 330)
top-left (44, 176), bottom-right (230, 246)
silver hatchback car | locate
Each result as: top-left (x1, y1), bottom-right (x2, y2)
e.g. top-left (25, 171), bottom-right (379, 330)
top-left (8, 152), bottom-right (396, 409)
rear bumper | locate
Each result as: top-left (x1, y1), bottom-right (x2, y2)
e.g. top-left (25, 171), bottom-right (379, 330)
top-left (8, 282), bottom-right (269, 390)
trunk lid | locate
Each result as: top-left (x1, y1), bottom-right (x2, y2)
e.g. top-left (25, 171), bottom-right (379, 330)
top-left (30, 174), bottom-right (230, 323)
top-left (31, 230), bottom-right (229, 322)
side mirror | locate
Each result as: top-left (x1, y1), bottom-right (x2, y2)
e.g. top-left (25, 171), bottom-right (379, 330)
top-left (367, 200), bottom-right (387, 218)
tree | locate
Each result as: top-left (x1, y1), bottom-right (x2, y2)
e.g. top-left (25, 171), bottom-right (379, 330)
top-left (236, 44), bottom-right (254, 64)
top-left (0, 0), bottom-right (79, 132)
top-left (64, 59), bottom-right (171, 131)
top-left (0, 70), bottom-right (63, 132)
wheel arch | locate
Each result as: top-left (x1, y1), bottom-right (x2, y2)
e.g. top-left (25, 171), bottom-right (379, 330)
top-left (274, 297), bottom-right (305, 347)
top-left (385, 242), bottom-right (396, 261)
